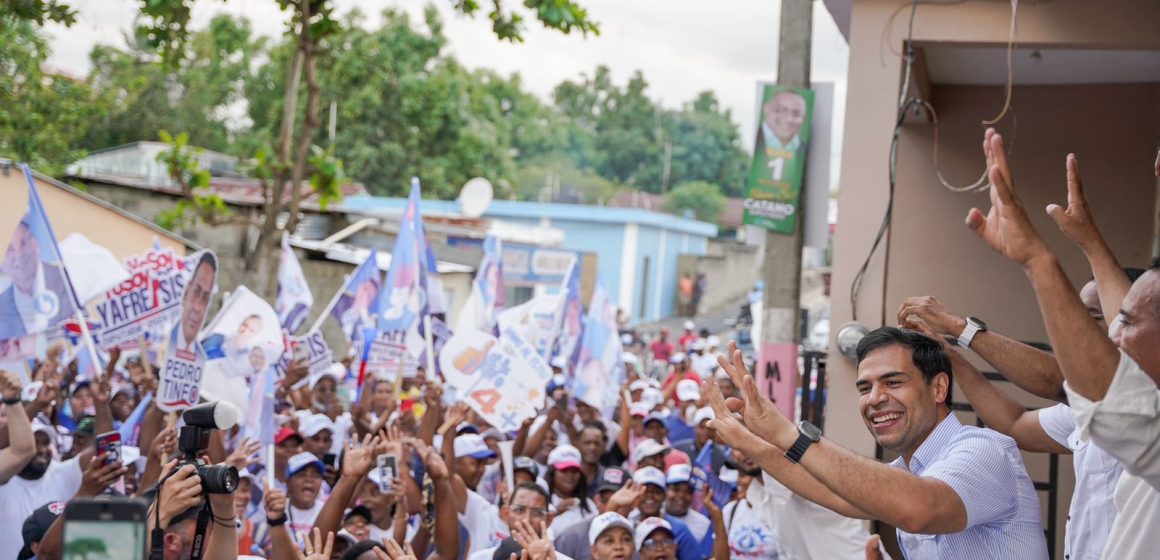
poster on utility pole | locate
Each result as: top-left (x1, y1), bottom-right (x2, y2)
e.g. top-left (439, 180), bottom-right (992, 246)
top-left (742, 84), bottom-right (815, 234)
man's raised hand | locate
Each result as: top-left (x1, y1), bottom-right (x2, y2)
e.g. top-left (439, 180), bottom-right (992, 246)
top-left (712, 342), bottom-right (796, 448)
top-left (897, 296), bottom-right (966, 338)
top-left (965, 129), bottom-right (1051, 268)
top-left (1046, 154), bottom-right (1103, 250)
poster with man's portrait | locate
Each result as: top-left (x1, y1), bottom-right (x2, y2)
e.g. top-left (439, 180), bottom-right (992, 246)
top-left (743, 84), bottom-right (815, 234)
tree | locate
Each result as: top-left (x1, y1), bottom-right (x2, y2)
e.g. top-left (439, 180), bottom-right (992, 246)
top-left (665, 180), bottom-right (726, 223)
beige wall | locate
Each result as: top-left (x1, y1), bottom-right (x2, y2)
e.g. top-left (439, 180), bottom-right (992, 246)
top-left (0, 170), bottom-right (188, 260)
top-left (829, 0), bottom-right (1160, 556)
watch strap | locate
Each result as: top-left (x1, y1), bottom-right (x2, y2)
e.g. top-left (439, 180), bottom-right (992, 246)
top-left (957, 320), bottom-right (982, 348)
top-left (2, 396), bottom-right (20, 406)
top-left (784, 432), bottom-right (815, 464)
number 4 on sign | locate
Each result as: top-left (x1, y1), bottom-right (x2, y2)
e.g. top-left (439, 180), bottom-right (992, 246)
top-left (471, 389), bottom-right (502, 414)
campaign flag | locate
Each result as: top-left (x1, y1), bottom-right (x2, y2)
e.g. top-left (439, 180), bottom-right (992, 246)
top-left (276, 232), bottom-right (313, 334)
top-left (58, 233), bottom-right (131, 305)
top-left (496, 294), bottom-right (563, 359)
top-left (455, 234), bottom-right (505, 335)
top-left (553, 258), bottom-right (584, 377)
top-left (157, 250), bottom-right (218, 412)
top-left (329, 250), bottom-right (381, 342)
top-left (118, 392), bottom-right (153, 446)
top-left (374, 178), bottom-right (447, 368)
top-left (692, 444), bottom-right (734, 510)
top-left (242, 366), bottom-right (277, 444)
top-left (201, 286), bottom-right (285, 380)
top-left (572, 279), bottom-right (624, 416)
top-left (0, 165), bottom-right (82, 345)
top-left (439, 325), bottom-right (553, 431)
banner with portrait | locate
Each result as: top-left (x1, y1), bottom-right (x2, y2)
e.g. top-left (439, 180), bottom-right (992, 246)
top-left (743, 84), bottom-right (815, 234)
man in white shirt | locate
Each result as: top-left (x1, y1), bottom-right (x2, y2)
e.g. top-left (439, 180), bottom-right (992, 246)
top-left (962, 128), bottom-right (1160, 558)
top-left (0, 421), bottom-right (86, 559)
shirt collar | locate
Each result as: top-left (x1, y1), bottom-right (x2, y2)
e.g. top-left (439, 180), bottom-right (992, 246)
top-left (891, 412), bottom-right (963, 473)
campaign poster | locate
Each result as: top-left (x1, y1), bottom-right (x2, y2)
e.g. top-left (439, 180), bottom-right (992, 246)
top-left (200, 286), bottom-right (284, 379)
top-left (274, 328), bottom-right (334, 380)
top-left (95, 246), bottom-right (189, 351)
top-left (743, 84), bottom-right (815, 234)
top-left (438, 327), bottom-right (552, 431)
top-left (157, 251), bottom-right (218, 412)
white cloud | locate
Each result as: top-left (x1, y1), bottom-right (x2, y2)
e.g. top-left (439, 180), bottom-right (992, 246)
top-left (44, 0), bottom-right (848, 159)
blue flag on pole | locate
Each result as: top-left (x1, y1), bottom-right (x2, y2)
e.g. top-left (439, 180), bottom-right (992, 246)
top-left (693, 444), bottom-right (734, 510)
top-left (572, 278), bottom-right (623, 416)
top-left (455, 234), bottom-right (505, 335)
top-left (0, 165), bottom-right (82, 343)
top-left (276, 232), bottom-right (314, 335)
top-left (554, 258), bottom-right (584, 377)
top-left (329, 249), bottom-right (381, 342)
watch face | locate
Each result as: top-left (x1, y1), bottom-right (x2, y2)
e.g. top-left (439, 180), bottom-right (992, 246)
top-left (968, 316), bottom-right (988, 331)
top-left (799, 421), bottom-right (822, 441)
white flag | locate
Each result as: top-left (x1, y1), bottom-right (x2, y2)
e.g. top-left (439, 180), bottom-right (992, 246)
top-left (59, 233), bottom-right (131, 304)
top-left (276, 232), bottom-right (313, 334)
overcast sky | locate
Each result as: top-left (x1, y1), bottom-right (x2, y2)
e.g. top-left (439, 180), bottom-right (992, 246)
top-left (45, 0), bottom-right (849, 161)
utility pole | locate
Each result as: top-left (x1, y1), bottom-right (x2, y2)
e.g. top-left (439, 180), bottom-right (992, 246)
top-left (760, 0), bottom-right (811, 399)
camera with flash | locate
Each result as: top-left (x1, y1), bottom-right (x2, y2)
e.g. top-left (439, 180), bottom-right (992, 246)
top-left (177, 401), bottom-right (240, 494)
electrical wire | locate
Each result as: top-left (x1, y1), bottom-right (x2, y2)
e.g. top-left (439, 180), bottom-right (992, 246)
top-left (983, 0), bottom-right (1019, 125)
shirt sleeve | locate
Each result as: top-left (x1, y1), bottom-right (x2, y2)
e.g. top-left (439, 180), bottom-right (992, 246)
top-left (673, 523), bottom-right (702, 560)
top-left (921, 432), bottom-right (1017, 530)
top-left (1036, 403), bottom-right (1076, 449)
top-left (1066, 351), bottom-right (1160, 489)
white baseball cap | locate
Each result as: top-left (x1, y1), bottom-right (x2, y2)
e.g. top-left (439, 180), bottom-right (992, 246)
top-left (620, 334), bottom-right (633, 346)
top-left (300, 414), bottom-right (335, 438)
top-left (641, 388), bottom-right (664, 410)
top-left (683, 320), bottom-right (695, 331)
top-left (634, 516), bottom-right (675, 552)
top-left (719, 466), bottom-right (739, 485)
top-left (550, 356), bottom-right (567, 370)
top-left (286, 451), bottom-right (325, 478)
top-left (631, 440), bottom-right (670, 464)
top-left (693, 407), bottom-right (715, 425)
top-left (668, 352), bottom-right (687, 365)
top-left (629, 402), bottom-right (651, 418)
top-left (310, 365), bottom-right (343, 389)
top-left (632, 466), bottom-right (666, 489)
top-left (621, 353), bottom-right (640, 367)
top-left (629, 380), bottom-right (649, 393)
top-left (706, 336), bottom-right (720, 348)
top-left (690, 339), bottom-right (706, 351)
top-left (454, 434), bottom-right (497, 460)
top-left (547, 445), bottom-right (582, 470)
top-left (676, 379), bottom-right (700, 402)
top-left (588, 512), bottom-right (634, 546)
top-left (666, 464), bottom-right (692, 485)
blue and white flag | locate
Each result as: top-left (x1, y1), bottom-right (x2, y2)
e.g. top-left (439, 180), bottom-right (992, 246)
top-left (572, 278), bottom-right (624, 416)
top-left (553, 258), bottom-right (584, 378)
top-left (330, 249), bottom-right (381, 342)
top-left (0, 165), bottom-right (82, 343)
top-left (276, 232), bottom-right (313, 335)
top-left (456, 234), bottom-right (505, 335)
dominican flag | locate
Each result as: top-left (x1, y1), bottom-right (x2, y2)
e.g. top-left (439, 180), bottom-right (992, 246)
top-left (276, 232), bottom-right (313, 335)
top-left (329, 249), bottom-right (381, 342)
top-left (0, 165), bottom-right (83, 344)
top-left (456, 234), bottom-right (505, 335)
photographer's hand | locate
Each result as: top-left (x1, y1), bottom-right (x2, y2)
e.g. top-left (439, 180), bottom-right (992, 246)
top-left (156, 460), bottom-right (203, 529)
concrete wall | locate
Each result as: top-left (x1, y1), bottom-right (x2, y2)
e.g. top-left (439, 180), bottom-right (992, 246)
top-left (829, 1), bottom-right (1160, 556)
top-left (693, 239), bottom-right (761, 314)
top-left (0, 169), bottom-right (188, 260)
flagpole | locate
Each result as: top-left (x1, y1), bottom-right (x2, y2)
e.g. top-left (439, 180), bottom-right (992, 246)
top-left (424, 314), bottom-right (435, 378)
top-left (75, 310), bottom-right (104, 381)
top-left (308, 272), bottom-right (350, 333)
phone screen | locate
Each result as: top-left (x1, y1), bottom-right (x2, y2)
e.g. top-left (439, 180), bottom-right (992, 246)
top-left (95, 431), bottom-right (122, 466)
top-left (64, 519), bottom-right (146, 560)
top-left (323, 453), bottom-right (337, 468)
top-left (377, 454), bottom-right (397, 492)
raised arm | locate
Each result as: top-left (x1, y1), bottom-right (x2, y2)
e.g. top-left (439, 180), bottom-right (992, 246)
top-left (313, 433), bottom-right (379, 538)
top-left (422, 446), bottom-right (460, 560)
top-left (966, 131), bottom-right (1124, 400)
top-left (0, 372), bottom-right (34, 484)
top-left (897, 296), bottom-right (1065, 402)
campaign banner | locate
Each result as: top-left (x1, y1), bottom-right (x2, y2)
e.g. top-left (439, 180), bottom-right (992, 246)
top-left (439, 326), bottom-right (553, 431)
top-left (94, 246), bottom-right (189, 351)
top-left (360, 331), bottom-right (418, 380)
top-left (496, 294), bottom-right (563, 359)
top-left (743, 84), bottom-right (815, 234)
top-left (573, 280), bottom-right (624, 416)
top-left (200, 286), bottom-right (285, 380)
top-left (274, 328), bottom-right (334, 380)
top-left (156, 251), bottom-right (218, 412)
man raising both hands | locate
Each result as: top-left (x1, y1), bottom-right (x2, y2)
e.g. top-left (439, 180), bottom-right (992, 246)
top-left (702, 338), bottom-right (1047, 559)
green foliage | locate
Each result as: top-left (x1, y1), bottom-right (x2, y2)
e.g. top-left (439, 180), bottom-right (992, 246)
top-left (154, 130), bottom-right (230, 230)
top-left (0, 0), bottom-right (77, 26)
top-left (512, 155), bottom-right (621, 204)
top-left (665, 181), bottom-right (726, 223)
top-left (307, 144), bottom-right (344, 209)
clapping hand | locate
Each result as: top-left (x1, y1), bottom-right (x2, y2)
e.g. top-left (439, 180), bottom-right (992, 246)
top-left (710, 342), bottom-right (797, 449)
top-left (701, 371), bottom-right (769, 459)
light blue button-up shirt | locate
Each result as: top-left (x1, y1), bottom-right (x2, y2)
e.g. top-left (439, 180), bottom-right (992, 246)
top-left (890, 414), bottom-right (1049, 560)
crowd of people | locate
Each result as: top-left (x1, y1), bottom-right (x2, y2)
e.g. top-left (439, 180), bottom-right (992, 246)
top-left (0, 128), bottom-right (1157, 560)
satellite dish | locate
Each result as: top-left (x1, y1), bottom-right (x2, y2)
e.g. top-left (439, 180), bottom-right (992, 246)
top-left (458, 177), bottom-right (494, 218)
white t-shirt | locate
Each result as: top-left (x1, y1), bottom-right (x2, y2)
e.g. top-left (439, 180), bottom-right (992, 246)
top-left (667, 509), bottom-right (711, 542)
top-left (460, 490), bottom-right (509, 556)
top-left (1100, 473), bottom-right (1160, 560)
top-left (724, 499), bottom-right (780, 560)
top-left (286, 500), bottom-right (326, 546)
top-left (0, 458), bottom-right (83, 559)
top-left (549, 494), bottom-right (596, 535)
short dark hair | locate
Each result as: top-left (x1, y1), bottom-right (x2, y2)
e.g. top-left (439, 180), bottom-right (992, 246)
top-left (1126, 267), bottom-right (1147, 283)
top-left (855, 327), bottom-right (952, 385)
top-left (1149, 256), bottom-right (1160, 270)
top-left (510, 482), bottom-right (550, 507)
top-left (582, 421), bottom-right (608, 442)
top-left (340, 541), bottom-right (384, 560)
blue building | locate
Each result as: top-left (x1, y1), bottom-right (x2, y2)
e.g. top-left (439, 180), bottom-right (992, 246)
top-left (340, 197), bottom-right (718, 324)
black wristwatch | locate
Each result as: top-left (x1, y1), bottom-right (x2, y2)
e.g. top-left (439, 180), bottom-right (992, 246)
top-left (784, 421), bottom-right (822, 464)
top-left (2, 396), bottom-right (20, 406)
top-left (267, 516), bottom-right (286, 527)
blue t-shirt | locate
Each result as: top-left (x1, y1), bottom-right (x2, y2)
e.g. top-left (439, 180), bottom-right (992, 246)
top-left (663, 514), bottom-right (702, 560)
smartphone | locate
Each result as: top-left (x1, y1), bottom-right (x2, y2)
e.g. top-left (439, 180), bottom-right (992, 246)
top-left (95, 431), bottom-right (122, 466)
top-left (63, 498), bottom-right (148, 560)
top-left (322, 453), bottom-right (338, 469)
top-left (376, 454), bottom-right (397, 492)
